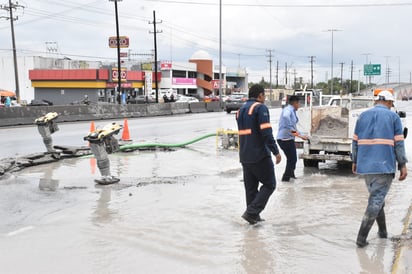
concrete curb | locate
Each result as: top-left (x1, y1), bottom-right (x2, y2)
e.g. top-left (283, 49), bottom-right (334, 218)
top-left (392, 203), bottom-right (412, 273)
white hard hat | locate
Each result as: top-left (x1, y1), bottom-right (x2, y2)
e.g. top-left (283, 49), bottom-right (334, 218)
top-left (374, 90), bottom-right (395, 101)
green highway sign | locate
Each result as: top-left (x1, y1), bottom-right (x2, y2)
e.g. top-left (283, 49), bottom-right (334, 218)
top-left (364, 64), bottom-right (381, 76)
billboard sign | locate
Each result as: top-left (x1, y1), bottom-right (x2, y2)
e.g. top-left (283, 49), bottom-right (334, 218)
top-left (161, 61), bottom-right (172, 70)
top-left (108, 36), bottom-right (130, 48)
top-left (172, 78), bottom-right (197, 85)
top-left (145, 71), bottom-right (152, 95)
top-left (112, 68), bottom-right (127, 82)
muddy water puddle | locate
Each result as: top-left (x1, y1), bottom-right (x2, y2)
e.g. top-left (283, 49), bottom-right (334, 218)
top-left (1, 110), bottom-right (412, 273)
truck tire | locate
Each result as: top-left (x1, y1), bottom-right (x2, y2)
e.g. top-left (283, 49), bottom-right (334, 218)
top-left (226, 109), bottom-right (231, 114)
top-left (303, 159), bottom-right (319, 168)
top-left (303, 150), bottom-right (320, 168)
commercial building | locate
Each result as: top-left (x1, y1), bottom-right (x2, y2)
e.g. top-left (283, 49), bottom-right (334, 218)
top-left (1, 51), bottom-right (248, 105)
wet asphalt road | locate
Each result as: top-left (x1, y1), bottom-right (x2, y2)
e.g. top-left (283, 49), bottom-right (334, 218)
top-left (1, 104), bottom-right (412, 274)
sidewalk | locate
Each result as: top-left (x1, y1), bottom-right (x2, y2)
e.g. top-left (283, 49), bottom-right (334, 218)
top-left (393, 205), bottom-right (412, 274)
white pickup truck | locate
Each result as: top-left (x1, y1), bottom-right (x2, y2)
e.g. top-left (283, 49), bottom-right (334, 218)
top-left (297, 94), bottom-right (406, 168)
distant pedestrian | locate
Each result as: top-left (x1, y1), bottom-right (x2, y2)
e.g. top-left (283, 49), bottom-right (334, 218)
top-left (352, 90), bottom-right (408, 247)
top-left (236, 84), bottom-right (281, 225)
top-left (4, 96), bottom-right (11, 107)
top-left (276, 95), bottom-right (307, 182)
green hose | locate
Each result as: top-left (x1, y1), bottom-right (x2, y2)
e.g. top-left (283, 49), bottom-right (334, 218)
top-left (119, 132), bottom-right (216, 151)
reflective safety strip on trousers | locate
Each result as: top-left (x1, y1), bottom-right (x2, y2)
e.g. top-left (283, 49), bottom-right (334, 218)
top-left (239, 129), bottom-right (252, 135)
top-left (358, 138), bottom-right (394, 146)
top-left (395, 134), bottom-right (405, 142)
top-left (353, 134), bottom-right (359, 141)
top-left (260, 123), bottom-right (272, 130)
top-left (248, 102), bottom-right (261, 115)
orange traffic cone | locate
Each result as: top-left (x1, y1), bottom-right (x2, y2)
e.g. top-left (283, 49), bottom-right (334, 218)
top-left (88, 121), bottom-right (96, 147)
top-left (89, 121), bottom-right (96, 133)
top-left (121, 119), bottom-right (132, 141)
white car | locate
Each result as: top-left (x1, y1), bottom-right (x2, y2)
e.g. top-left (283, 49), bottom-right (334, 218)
top-left (176, 95), bottom-right (199, 103)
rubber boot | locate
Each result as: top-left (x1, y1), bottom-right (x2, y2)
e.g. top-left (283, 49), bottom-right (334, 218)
top-left (281, 174), bottom-right (290, 182)
top-left (356, 215), bottom-right (375, 248)
top-left (376, 207), bottom-right (387, 238)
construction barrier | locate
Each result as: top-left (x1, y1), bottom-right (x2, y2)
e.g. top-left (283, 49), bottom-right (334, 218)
top-left (206, 101), bottom-right (222, 112)
top-left (189, 102), bottom-right (208, 113)
top-left (0, 101), bottom-right (281, 127)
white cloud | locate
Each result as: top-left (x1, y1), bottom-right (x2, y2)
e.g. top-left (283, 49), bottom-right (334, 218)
top-left (1, 0), bottom-right (411, 84)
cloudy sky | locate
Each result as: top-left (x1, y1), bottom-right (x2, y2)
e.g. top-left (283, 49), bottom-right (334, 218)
top-left (1, 0), bottom-right (411, 84)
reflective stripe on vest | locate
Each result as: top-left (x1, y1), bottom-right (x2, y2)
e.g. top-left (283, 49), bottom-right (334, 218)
top-left (394, 134), bottom-right (405, 142)
top-left (248, 102), bottom-right (261, 115)
top-left (260, 123), bottom-right (271, 130)
top-left (358, 138), bottom-right (395, 146)
top-left (239, 129), bottom-right (252, 135)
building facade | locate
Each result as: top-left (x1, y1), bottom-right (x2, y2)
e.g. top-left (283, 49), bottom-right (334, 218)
top-left (2, 51), bottom-right (248, 105)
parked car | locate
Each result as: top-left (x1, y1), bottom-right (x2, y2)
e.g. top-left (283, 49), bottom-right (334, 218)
top-left (127, 95), bottom-right (155, 104)
top-left (28, 99), bottom-right (53, 106)
top-left (224, 93), bottom-right (248, 113)
top-left (176, 95), bottom-right (200, 104)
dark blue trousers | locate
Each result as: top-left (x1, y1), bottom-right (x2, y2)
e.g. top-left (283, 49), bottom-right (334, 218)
top-left (242, 157), bottom-right (276, 217)
top-left (277, 139), bottom-right (297, 180)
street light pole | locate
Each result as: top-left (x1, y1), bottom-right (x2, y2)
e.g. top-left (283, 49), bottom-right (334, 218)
top-left (109, 0), bottom-right (122, 104)
top-left (218, 0), bottom-right (223, 108)
top-left (326, 29), bottom-right (341, 94)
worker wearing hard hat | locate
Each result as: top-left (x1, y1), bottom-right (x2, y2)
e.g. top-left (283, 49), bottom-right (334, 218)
top-left (352, 90), bottom-right (408, 248)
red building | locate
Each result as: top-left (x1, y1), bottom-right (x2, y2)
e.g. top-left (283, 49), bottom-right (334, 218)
top-left (29, 68), bottom-right (161, 105)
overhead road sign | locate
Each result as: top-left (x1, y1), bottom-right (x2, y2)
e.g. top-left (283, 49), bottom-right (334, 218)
top-left (364, 64), bottom-right (381, 76)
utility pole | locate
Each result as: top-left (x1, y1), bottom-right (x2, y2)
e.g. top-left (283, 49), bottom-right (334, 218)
top-left (325, 29), bottom-right (342, 94)
top-left (385, 56), bottom-right (391, 86)
top-left (350, 60), bottom-right (354, 93)
top-left (218, 0), bottom-right (223, 107)
top-left (292, 69), bottom-right (297, 89)
top-left (149, 10), bottom-right (162, 103)
top-left (339, 62), bottom-right (344, 92)
top-left (361, 53), bottom-right (371, 88)
top-left (285, 62), bottom-right (288, 88)
top-left (266, 49), bottom-right (273, 101)
top-left (109, 0), bottom-right (123, 104)
top-left (1, 0), bottom-right (24, 101)
top-left (308, 56), bottom-right (316, 88)
top-left (45, 41), bottom-right (59, 55)
top-left (275, 60), bottom-right (279, 88)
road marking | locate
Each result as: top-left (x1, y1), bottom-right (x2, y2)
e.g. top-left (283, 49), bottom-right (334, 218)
top-left (7, 226), bottom-right (34, 236)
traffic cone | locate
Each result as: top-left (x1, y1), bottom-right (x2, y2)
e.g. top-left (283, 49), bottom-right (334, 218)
top-left (88, 121), bottom-right (96, 147)
top-left (89, 121), bottom-right (96, 133)
top-left (121, 119), bottom-right (132, 141)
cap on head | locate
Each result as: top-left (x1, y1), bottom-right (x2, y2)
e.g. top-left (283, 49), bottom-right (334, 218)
top-left (374, 90), bottom-right (395, 101)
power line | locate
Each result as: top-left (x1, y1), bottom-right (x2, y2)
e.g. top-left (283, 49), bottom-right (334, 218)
top-left (144, 0), bottom-right (412, 8)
